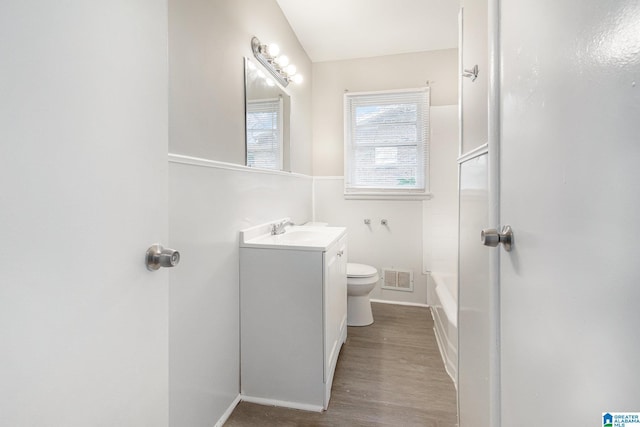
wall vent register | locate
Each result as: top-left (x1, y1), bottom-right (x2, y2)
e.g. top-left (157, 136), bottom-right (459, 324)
top-left (382, 268), bottom-right (414, 292)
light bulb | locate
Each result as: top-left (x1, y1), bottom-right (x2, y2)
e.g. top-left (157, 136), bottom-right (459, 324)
top-left (267, 43), bottom-right (280, 57)
top-left (292, 74), bottom-right (303, 84)
top-left (285, 64), bottom-right (297, 75)
top-left (276, 55), bottom-right (289, 67)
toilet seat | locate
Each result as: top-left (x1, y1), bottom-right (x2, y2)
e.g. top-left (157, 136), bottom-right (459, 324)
top-left (347, 263), bottom-right (377, 278)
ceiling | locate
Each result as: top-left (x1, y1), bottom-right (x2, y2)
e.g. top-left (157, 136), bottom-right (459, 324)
top-left (275, 0), bottom-right (459, 63)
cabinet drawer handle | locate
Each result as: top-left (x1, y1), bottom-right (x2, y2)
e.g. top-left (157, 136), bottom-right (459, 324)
top-left (337, 250), bottom-right (344, 257)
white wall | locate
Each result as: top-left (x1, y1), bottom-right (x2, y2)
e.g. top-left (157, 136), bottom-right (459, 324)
top-left (311, 52), bottom-right (459, 305)
top-left (168, 158), bottom-right (311, 425)
top-left (169, 0), bottom-right (312, 174)
top-left (312, 49), bottom-right (458, 177)
top-left (167, 0), bottom-right (314, 424)
top-left (424, 105), bottom-right (460, 297)
top-left (314, 107), bottom-right (458, 306)
top-left (314, 178), bottom-right (427, 304)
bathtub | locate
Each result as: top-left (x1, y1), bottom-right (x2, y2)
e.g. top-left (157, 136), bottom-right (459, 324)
top-left (429, 272), bottom-right (457, 385)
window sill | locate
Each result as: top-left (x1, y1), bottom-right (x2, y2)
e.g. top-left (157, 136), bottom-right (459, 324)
top-left (344, 192), bottom-right (433, 201)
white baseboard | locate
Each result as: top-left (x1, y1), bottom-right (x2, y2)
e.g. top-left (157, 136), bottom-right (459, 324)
top-left (430, 305), bottom-right (458, 388)
top-left (433, 323), bottom-right (458, 386)
top-left (214, 394), bottom-right (242, 427)
top-left (370, 298), bottom-right (429, 308)
top-left (239, 395), bottom-right (324, 413)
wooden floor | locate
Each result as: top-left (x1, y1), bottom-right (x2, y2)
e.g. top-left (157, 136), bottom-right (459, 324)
top-left (226, 302), bottom-right (458, 426)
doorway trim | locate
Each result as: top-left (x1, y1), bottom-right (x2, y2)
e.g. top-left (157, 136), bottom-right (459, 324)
top-left (488, 0), bottom-right (501, 425)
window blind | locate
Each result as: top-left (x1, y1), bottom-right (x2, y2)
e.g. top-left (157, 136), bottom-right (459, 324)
top-left (344, 88), bottom-right (429, 196)
top-left (246, 97), bottom-right (283, 170)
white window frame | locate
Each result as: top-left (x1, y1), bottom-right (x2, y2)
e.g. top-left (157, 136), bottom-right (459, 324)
top-left (343, 87), bottom-right (431, 200)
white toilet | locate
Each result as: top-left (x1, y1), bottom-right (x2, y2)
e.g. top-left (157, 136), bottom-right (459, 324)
top-left (346, 263), bottom-right (379, 326)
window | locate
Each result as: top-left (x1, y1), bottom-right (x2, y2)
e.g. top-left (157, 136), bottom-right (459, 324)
top-left (246, 97), bottom-right (283, 170)
top-left (344, 88), bottom-right (430, 199)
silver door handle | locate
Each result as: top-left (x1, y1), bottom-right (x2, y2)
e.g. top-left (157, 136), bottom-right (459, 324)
top-left (146, 244), bottom-right (180, 270)
top-left (481, 225), bottom-right (513, 251)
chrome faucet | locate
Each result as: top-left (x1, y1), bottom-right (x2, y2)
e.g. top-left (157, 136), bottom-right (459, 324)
top-left (271, 220), bottom-right (295, 235)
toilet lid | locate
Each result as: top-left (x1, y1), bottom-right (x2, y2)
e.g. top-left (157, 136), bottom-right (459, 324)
top-left (347, 263), bottom-right (377, 278)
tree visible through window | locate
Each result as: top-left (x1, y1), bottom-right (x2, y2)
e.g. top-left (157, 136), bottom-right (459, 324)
top-left (344, 88), bottom-right (429, 198)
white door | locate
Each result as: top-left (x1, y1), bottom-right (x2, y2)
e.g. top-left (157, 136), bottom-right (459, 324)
top-left (499, 0), bottom-right (640, 424)
top-left (0, 2), bottom-right (169, 426)
top-left (458, 152), bottom-right (490, 427)
top-left (459, 0), bottom-right (488, 155)
top-left (457, 0), bottom-right (492, 425)
top-left (324, 236), bottom-right (347, 385)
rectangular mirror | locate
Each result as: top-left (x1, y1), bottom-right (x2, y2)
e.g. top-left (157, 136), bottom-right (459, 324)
top-left (244, 57), bottom-right (291, 171)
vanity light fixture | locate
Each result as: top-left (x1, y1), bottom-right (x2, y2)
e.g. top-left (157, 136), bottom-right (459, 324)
top-left (251, 36), bottom-right (303, 87)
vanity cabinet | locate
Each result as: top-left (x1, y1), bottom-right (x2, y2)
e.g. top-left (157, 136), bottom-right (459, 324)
top-left (239, 231), bottom-right (347, 411)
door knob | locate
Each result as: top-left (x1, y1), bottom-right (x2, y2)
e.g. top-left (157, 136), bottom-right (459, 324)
top-left (481, 225), bottom-right (513, 251)
top-left (146, 244), bottom-right (180, 270)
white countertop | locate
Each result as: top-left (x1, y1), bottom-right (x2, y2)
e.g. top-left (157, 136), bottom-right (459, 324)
top-left (240, 220), bottom-right (346, 252)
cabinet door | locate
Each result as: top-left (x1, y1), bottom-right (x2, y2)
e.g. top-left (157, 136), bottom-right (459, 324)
top-left (323, 236), bottom-right (347, 383)
top-left (460, 0), bottom-right (488, 155)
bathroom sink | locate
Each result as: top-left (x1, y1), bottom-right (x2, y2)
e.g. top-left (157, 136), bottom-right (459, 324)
top-left (255, 229), bottom-right (326, 244)
top-left (240, 220), bottom-right (346, 251)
